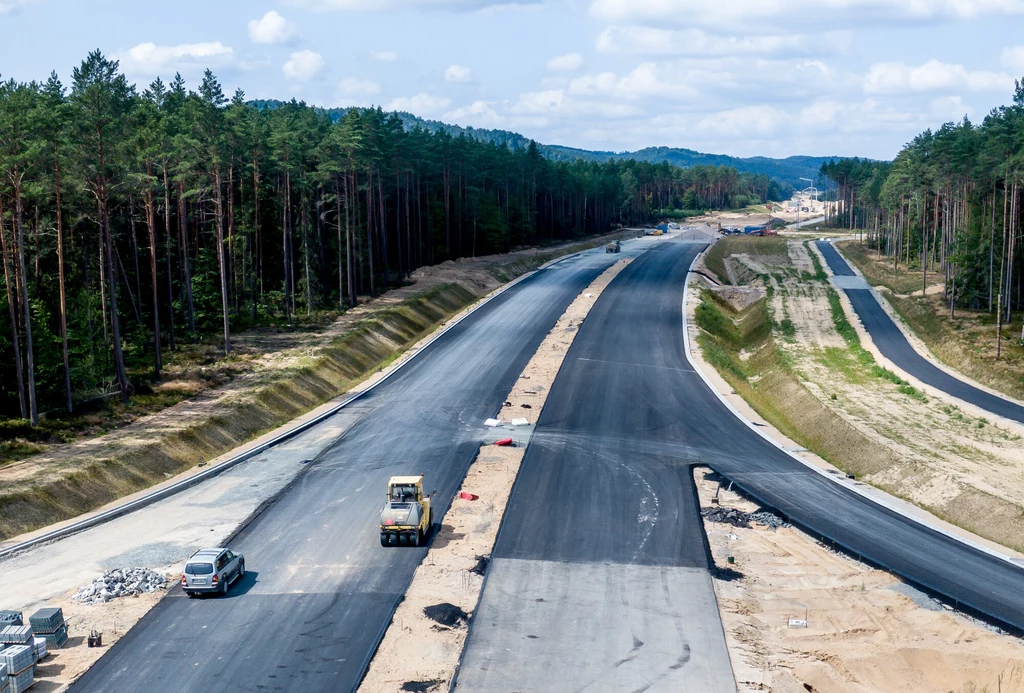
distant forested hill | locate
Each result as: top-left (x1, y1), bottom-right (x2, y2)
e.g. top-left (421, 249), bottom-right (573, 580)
top-left (250, 100), bottom-right (836, 189)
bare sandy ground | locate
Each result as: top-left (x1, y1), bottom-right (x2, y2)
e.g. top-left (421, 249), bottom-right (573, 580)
top-left (29, 588), bottom-right (167, 693)
top-left (696, 469), bottom-right (1024, 693)
top-left (358, 259), bottom-right (632, 692)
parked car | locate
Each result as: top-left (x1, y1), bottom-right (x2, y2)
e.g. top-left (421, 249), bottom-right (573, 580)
top-left (182, 548), bottom-right (245, 597)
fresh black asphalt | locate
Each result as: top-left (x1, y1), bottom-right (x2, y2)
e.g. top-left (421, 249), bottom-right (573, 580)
top-left (495, 241), bottom-right (711, 568)
top-left (816, 240), bottom-right (1024, 424)
top-left (457, 240), bottom-right (735, 691)
top-left (70, 246), bottom-right (633, 693)
top-left (487, 239), bottom-right (1024, 646)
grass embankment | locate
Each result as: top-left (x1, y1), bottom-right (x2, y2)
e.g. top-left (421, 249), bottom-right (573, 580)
top-left (0, 284), bottom-right (478, 540)
top-left (839, 240), bottom-right (1024, 402)
top-left (700, 242), bottom-right (1024, 553)
top-left (695, 289), bottom-right (900, 480)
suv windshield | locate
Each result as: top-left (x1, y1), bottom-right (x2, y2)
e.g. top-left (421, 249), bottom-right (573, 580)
top-left (185, 562), bottom-right (214, 575)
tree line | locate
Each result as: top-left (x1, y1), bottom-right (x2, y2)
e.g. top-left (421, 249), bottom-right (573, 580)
top-left (0, 50), bottom-right (786, 423)
top-left (819, 80), bottom-right (1024, 354)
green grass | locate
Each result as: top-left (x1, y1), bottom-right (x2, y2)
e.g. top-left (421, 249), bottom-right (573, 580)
top-left (694, 289), bottom-right (899, 480)
top-left (826, 288), bottom-right (926, 401)
top-left (838, 240), bottom-right (931, 295)
top-left (803, 241), bottom-right (828, 281)
top-left (779, 318), bottom-right (795, 339)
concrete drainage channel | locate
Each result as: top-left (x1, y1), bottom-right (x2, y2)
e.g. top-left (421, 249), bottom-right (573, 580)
top-left (357, 259), bottom-right (632, 692)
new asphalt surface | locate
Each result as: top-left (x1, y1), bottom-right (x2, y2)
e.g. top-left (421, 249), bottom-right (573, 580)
top-left (816, 240), bottom-right (1024, 424)
top-left (462, 238), bottom-right (1024, 692)
top-left (70, 242), bottom-right (649, 693)
top-left (457, 240), bottom-right (736, 691)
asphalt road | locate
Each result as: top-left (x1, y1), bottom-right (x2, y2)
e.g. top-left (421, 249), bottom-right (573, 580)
top-left (71, 242), bottom-right (648, 693)
top-left (457, 241), bottom-right (736, 691)
top-left (816, 240), bottom-right (1024, 424)
top-left (461, 238), bottom-right (1024, 693)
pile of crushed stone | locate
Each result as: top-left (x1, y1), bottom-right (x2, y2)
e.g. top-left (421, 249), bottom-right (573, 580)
top-left (701, 507), bottom-right (789, 530)
top-left (73, 568), bottom-right (168, 604)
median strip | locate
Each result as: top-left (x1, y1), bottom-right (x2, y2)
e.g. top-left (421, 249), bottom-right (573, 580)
top-left (357, 258), bottom-right (631, 693)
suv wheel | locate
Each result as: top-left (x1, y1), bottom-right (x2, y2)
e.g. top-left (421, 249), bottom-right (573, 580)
top-left (238, 560), bottom-right (245, 580)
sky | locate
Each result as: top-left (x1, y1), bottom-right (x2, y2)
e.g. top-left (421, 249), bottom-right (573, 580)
top-left (1, 0), bottom-right (1024, 160)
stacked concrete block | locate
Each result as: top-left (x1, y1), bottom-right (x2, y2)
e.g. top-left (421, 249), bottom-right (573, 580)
top-left (29, 639), bottom-right (44, 662)
top-left (5, 666), bottom-right (31, 693)
top-left (0, 645), bottom-right (33, 693)
top-left (0, 614), bottom-right (20, 628)
top-left (27, 608), bottom-right (66, 650)
top-left (0, 629), bottom-right (30, 647)
top-left (0, 662), bottom-right (9, 693)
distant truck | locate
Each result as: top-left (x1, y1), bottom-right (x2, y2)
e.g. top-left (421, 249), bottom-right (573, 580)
top-left (380, 475), bottom-right (433, 547)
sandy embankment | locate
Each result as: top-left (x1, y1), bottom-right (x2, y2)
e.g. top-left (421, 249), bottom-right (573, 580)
top-left (357, 259), bottom-right (633, 693)
top-left (696, 469), bottom-right (1024, 693)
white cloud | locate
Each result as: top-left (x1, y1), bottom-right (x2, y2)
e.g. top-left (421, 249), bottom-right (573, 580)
top-left (444, 100), bottom-right (504, 125)
top-left (386, 93), bottom-right (452, 114)
top-left (338, 77), bottom-right (380, 96)
top-left (283, 50), bottom-right (326, 81)
top-left (337, 77), bottom-right (380, 106)
top-left (864, 59), bottom-right (1013, 94)
top-left (118, 42), bottom-right (234, 76)
top-left (1001, 46), bottom-right (1024, 72)
top-left (372, 51), bottom-right (399, 62)
top-left (511, 89), bottom-right (565, 114)
top-left (567, 63), bottom-right (698, 101)
top-left (588, 0), bottom-right (1024, 29)
top-left (696, 105), bottom-right (788, 137)
top-left (595, 26), bottom-right (852, 57)
top-left (287, 0), bottom-right (513, 10)
top-left (248, 11), bottom-right (298, 45)
top-left (547, 53), bottom-right (583, 72)
top-left (799, 100), bottom-right (846, 128)
top-left (0, 0), bottom-right (35, 13)
top-left (445, 64), bottom-right (472, 82)
top-left (931, 94), bottom-right (972, 120)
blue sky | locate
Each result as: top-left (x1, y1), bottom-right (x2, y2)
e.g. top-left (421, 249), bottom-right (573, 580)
top-left (1, 0), bottom-right (1023, 160)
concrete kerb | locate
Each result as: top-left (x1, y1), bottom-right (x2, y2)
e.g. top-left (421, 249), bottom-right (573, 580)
top-left (823, 240), bottom-right (1024, 422)
top-left (0, 253), bottom-right (565, 563)
top-left (682, 244), bottom-right (1024, 604)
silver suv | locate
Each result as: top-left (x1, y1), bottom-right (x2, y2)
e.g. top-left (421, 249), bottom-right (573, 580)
top-left (181, 548), bottom-right (245, 597)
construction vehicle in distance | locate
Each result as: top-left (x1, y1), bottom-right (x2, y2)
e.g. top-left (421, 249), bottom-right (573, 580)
top-left (380, 475), bottom-right (434, 547)
top-left (605, 240), bottom-right (621, 253)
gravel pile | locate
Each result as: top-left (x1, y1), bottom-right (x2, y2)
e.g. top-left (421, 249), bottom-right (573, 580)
top-left (72, 568), bottom-right (168, 604)
top-left (701, 507), bottom-right (788, 530)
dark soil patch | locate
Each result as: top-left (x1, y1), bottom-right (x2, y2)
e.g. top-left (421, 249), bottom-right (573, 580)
top-left (470, 555), bottom-right (489, 576)
top-left (711, 565), bottom-right (745, 582)
top-left (401, 680), bottom-right (444, 692)
top-left (423, 602), bottom-right (468, 628)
